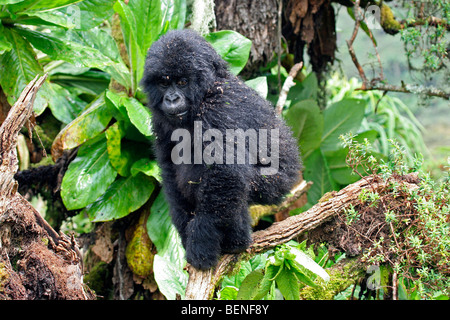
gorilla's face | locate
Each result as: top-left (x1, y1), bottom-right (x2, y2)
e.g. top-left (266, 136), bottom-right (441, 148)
top-left (141, 29), bottom-right (229, 126)
top-left (155, 75), bottom-right (190, 120)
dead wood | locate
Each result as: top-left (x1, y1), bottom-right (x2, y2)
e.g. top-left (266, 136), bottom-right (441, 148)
top-left (185, 173), bottom-right (419, 300)
top-left (0, 75), bottom-right (93, 300)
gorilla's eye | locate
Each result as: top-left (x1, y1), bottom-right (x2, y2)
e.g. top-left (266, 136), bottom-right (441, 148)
top-left (158, 76), bottom-right (170, 88)
top-left (177, 78), bottom-right (188, 87)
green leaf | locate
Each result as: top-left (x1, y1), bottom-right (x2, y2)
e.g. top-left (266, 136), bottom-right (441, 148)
top-left (289, 246), bottom-right (330, 282)
top-left (30, 0), bottom-right (116, 30)
top-left (0, 27), bottom-right (49, 114)
top-left (146, 191), bottom-right (171, 252)
top-left (7, 0), bottom-right (81, 14)
top-left (85, 173), bottom-right (156, 222)
top-left (205, 30), bottom-right (252, 75)
top-left (288, 72), bottom-right (318, 103)
top-left (52, 94), bottom-right (113, 157)
top-left (123, 97), bottom-right (153, 137)
top-left (61, 133), bottom-right (117, 210)
top-left (105, 89), bottom-right (129, 121)
top-left (0, 24), bottom-right (12, 54)
top-left (131, 159), bottom-right (161, 182)
top-left (16, 27), bottom-right (131, 88)
top-left (105, 122), bottom-right (150, 177)
top-left (219, 287), bottom-right (238, 300)
top-left (303, 148), bottom-right (336, 206)
top-left (285, 99), bottom-right (323, 159)
top-left (153, 248), bottom-right (187, 300)
top-left (0, 0), bottom-right (26, 5)
top-left (321, 98), bottom-right (366, 152)
top-left (49, 64), bottom-right (110, 97)
top-left (48, 82), bottom-right (86, 124)
top-left (245, 76), bottom-right (268, 98)
top-left (288, 260), bottom-right (317, 288)
top-left (275, 266), bottom-right (300, 300)
top-left (113, 0), bottom-right (186, 93)
top-left (147, 191), bottom-right (188, 300)
top-left (236, 269), bottom-right (274, 300)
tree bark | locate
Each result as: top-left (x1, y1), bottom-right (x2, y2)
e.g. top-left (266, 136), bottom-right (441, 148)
top-left (214, 0), bottom-right (279, 76)
top-left (0, 75), bottom-right (92, 300)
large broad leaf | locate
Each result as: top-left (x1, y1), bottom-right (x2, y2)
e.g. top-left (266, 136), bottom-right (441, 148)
top-left (48, 82), bottom-right (87, 124)
top-left (153, 247), bottom-right (187, 300)
top-left (114, 0), bottom-right (186, 94)
top-left (0, 24), bottom-right (12, 54)
top-left (285, 99), bottom-right (323, 159)
top-left (146, 191), bottom-right (172, 252)
top-left (105, 122), bottom-right (151, 177)
top-left (289, 246), bottom-right (330, 282)
top-left (303, 148), bottom-right (336, 207)
top-left (27, 0), bottom-right (116, 30)
top-left (0, 27), bottom-right (50, 114)
top-left (6, 0), bottom-right (81, 13)
top-left (245, 76), bottom-right (268, 98)
top-left (321, 98), bottom-right (366, 152)
top-left (236, 269), bottom-right (267, 300)
top-left (85, 173), bottom-right (156, 222)
top-left (275, 266), bottom-right (300, 300)
top-left (205, 30), bottom-right (252, 75)
top-left (16, 27), bottom-right (131, 88)
top-left (131, 159), bottom-right (161, 182)
top-left (51, 94), bottom-right (113, 160)
top-left (61, 133), bottom-right (117, 210)
top-left (123, 97), bottom-right (153, 137)
top-left (147, 191), bottom-right (187, 300)
top-left (325, 130), bottom-right (381, 185)
top-left (288, 72), bottom-right (318, 104)
top-left (105, 90), bottom-right (153, 138)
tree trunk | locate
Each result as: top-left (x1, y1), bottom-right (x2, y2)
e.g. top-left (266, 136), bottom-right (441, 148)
top-left (0, 75), bottom-right (92, 300)
top-left (215, 0), bottom-right (279, 76)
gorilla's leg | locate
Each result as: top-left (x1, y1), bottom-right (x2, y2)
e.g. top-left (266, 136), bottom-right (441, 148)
top-left (219, 211), bottom-right (252, 254)
top-left (184, 166), bottom-right (251, 270)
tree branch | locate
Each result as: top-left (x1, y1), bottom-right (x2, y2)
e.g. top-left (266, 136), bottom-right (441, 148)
top-left (275, 62), bottom-right (303, 115)
top-left (185, 174), bottom-right (420, 300)
top-left (358, 82), bottom-right (450, 100)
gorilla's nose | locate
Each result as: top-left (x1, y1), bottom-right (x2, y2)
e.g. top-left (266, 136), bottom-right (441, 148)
top-left (164, 93), bottom-right (181, 104)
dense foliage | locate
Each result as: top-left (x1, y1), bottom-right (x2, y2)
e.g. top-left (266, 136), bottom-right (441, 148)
top-left (0, 0), bottom-right (448, 300)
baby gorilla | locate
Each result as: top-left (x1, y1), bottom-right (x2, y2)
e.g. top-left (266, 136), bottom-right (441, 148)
top-left (141, 29), bottom-right (301, 270)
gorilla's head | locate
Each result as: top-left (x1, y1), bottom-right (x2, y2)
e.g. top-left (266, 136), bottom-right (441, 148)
top-left (141, 29), bottom-right (229, 124)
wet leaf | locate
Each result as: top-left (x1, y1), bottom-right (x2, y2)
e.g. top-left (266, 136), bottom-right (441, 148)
top-left (205, 30), bottom-right (252, 75)
top-left (61, 133), bottom-right (117, 210)
top-left (85, 173), bottom-right (156, 222)
top-left (0, 27), bottom-right (50, 115)
top-left (51, 94), bottom-right (113, 161)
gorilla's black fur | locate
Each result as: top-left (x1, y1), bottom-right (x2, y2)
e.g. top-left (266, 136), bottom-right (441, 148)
top-left (141, 30), bottom-right (301, 270)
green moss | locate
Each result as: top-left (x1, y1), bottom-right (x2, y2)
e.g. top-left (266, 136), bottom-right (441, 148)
top-left (84, 261), bottom-right (110, 298)
top-left (380, 4), bottom-right (402, 34)
top-left (299, 259), bottom-right (365, 300)
top-left (0, 263), bottom-right (9, 291)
